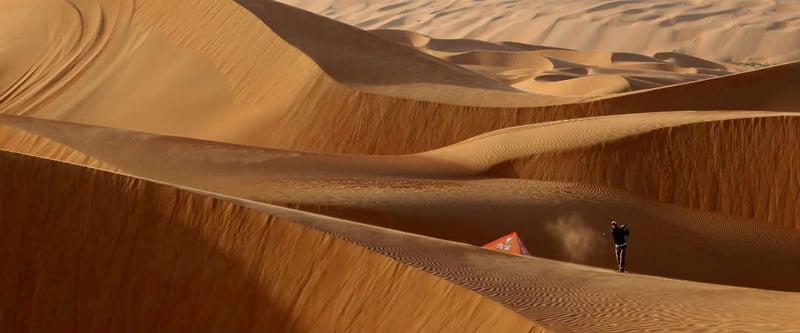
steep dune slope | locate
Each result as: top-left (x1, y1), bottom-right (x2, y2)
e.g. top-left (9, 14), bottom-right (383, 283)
top-left (6, 151), bottom-right (800, 332)
top-left (0, 0), bottom-right (568, 147)
top-left (0, 150), bottom-right (539, 333)
top-left (4, 111), bottom-right (795, 179)
top-left (300, 204), bottom-right (800, 333)
top-left (0, 124), bottom-right (118, 171)
top-left (2, 0), bottom-right (800, 330)
top-left (3, 0), bottom-right (799, 157)
top-left (490, 116), bottom-right (800, 230)
top-left (232, 0), bottom-right (574, 104)
top-left (3, 114), bottom-right (800, 291)
top-left (289, 176), bottom-right (800, 292)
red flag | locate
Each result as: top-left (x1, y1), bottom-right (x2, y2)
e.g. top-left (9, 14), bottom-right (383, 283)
top-left (481, 231), bottom-right (531, 255)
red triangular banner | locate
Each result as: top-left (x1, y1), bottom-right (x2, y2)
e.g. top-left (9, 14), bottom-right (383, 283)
top-left (481, 231), bottom-right (531, 255)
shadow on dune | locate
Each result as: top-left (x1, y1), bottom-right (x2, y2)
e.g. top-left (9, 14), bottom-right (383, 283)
top-left (0, 152), bottom-right (296, 332)
top-left (289, 189), bottom-right (800, 292)
top-left (499, 116), bottom-right (800, 230)
top-left (232, 0), bottom-right (522, 92)
top-left (601, 61), bottom-right (800, 112)
top-left (0, 150), bottom-right (540, 332)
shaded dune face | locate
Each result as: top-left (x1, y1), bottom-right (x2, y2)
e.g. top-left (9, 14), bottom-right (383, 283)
top-left (0, 151), bottom-right (538, 333)
top-left (492, 116), bottom-right (800, 230)
top-left (3, 150), bottom-right (800, 333)
top-left (1, 0), bottom-right (798, 153)
top-left (2, 113), bottom-right (800, 293)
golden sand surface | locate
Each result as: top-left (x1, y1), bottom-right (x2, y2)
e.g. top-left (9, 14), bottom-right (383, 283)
top-left (2, 0), bottom-right (800, 332)
top-left (281, 0), bottom-right (800, 64)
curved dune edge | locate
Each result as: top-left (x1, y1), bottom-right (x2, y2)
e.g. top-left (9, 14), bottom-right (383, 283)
top-left (3, 115), bottom-right (800, 291)
top-left (288, 199), bottom-right (800, 332)
top-left (1, 1), bottom-right (798, 331)
top-left (416, 110), bottom-right (799, 173)
top-left (282, 176), bottom-right (800, 292)
top-left (0, 150), bottom-right (541, 333)
top-left (2, 111), bottom-right (799, 229)
top-left (512, 75), bottom-right (633, 96)
top-left (372, 29), bottom-right (735, 96)
top-left (1, 0), bottom-right (798, 156)
top-left (231, 0), bottom-right (576, 106)
top-left (238, 60), bottom-right (800, 154)
top-left (2, 110), bottom-right (796, 179)
top-left (4, 150), bottom-right (800, 332)
top-left (0, 115), bottom-right (457, 181)
top-left (488, 115), bottom-right (800, 230)
top-left (0, 124), bottom-right (118, 172)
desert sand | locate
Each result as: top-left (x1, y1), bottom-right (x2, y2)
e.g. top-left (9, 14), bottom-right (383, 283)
top-left (2, 0), bottom-right (800, 332)
top-left (281, 0), bottom-right (800, 65)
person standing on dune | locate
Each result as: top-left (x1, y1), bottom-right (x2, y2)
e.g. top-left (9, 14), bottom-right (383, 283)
top-left (610, 220), bottom-right (629, 272)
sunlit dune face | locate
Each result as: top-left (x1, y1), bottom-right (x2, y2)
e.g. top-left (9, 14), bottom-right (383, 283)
top-left (0, 0), bottom-right (62, 110)
top-left (0, 0), bottom-right (234, 136)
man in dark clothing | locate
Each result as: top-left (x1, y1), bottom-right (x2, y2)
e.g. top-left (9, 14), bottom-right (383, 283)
top-left (610, 220), bottom-right (629, 272)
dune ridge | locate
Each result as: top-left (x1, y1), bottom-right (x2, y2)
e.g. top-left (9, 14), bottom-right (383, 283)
top-left (3, 114), bottom-right (800, 292)
top-left (0, 124), bottom-right (118, 171)
top-left (0, 150), bottom-right (541, 333)
top-left (1, 0), bottom-right (798, 156)
top-left (371, 29), bottom-right (738, 96)
top-left (3, 110), bottom-right (799, 231)
top-left (2, 0), bottom-right (800, 331)
top-left (4, 150), bottom-right (800, 332)
top-left (490, 115), bottom-right (800, 230)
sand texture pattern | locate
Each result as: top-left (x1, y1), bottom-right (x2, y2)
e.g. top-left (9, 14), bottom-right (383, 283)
top-left (280, 0), bottom-right (800, 64)
top-left (2, 0), bottom-right (800, 332)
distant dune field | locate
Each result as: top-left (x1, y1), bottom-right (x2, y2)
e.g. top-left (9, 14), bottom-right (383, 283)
top-left (2, 0), bottom-right (800, 332)
top-left (281, 0), bottom-right (800, 65)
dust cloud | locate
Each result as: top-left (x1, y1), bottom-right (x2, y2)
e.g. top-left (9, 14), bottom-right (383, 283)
top-left (544, 213), bottom-right (603, 263)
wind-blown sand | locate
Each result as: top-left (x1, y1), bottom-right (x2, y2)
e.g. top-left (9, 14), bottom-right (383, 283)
top-left (2, 0), bottom-right (800, 332)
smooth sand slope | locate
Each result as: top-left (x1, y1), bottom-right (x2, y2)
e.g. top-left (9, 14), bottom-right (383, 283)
top-left (241, 1), bottom-right (734, 97)
top-left (0, 151), bottom-right (538, 332)
top-left (492, 115), bottom-right (800, 230)
top-left (2, 0), bottom-right (798, 154)
top-left (213, 0), bottom-right (800, 232)
top-left (280, 0), bottom-right (800, 64)
top-left (9, 107), bottom-right (799, 233)
top-left (3, 151), bottom-right (800, 332)
top-left (3, 113), bottom-right (800, 292)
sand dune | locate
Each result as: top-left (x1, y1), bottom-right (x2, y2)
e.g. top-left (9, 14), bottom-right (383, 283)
top-left (2, 113), bottom-right (800, 292)
top-left (372, 30), bottom-right (736, 95)
top-left (2, 109), bottom-right (796, 185)
top-left (0, 0), bottom-right (571, 152)
top-left (0, 123), bottom-right (118, 171)
top-left (281, 0), bottom-right (800, 65)
top-left (2, 0), bottom-right (798, 155)
top-left (417, 111), bottom-right (798, 173)
top-left (0, 151), bottom-right (538, 332)
top-left (2, 0), bottom-right (800, 331)
top-left (4, 151), bottom-right (800, 332)
top-left (24, 99), bottom-right (787, 234)
top-left (488, 115), bottom-right (800, 230)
